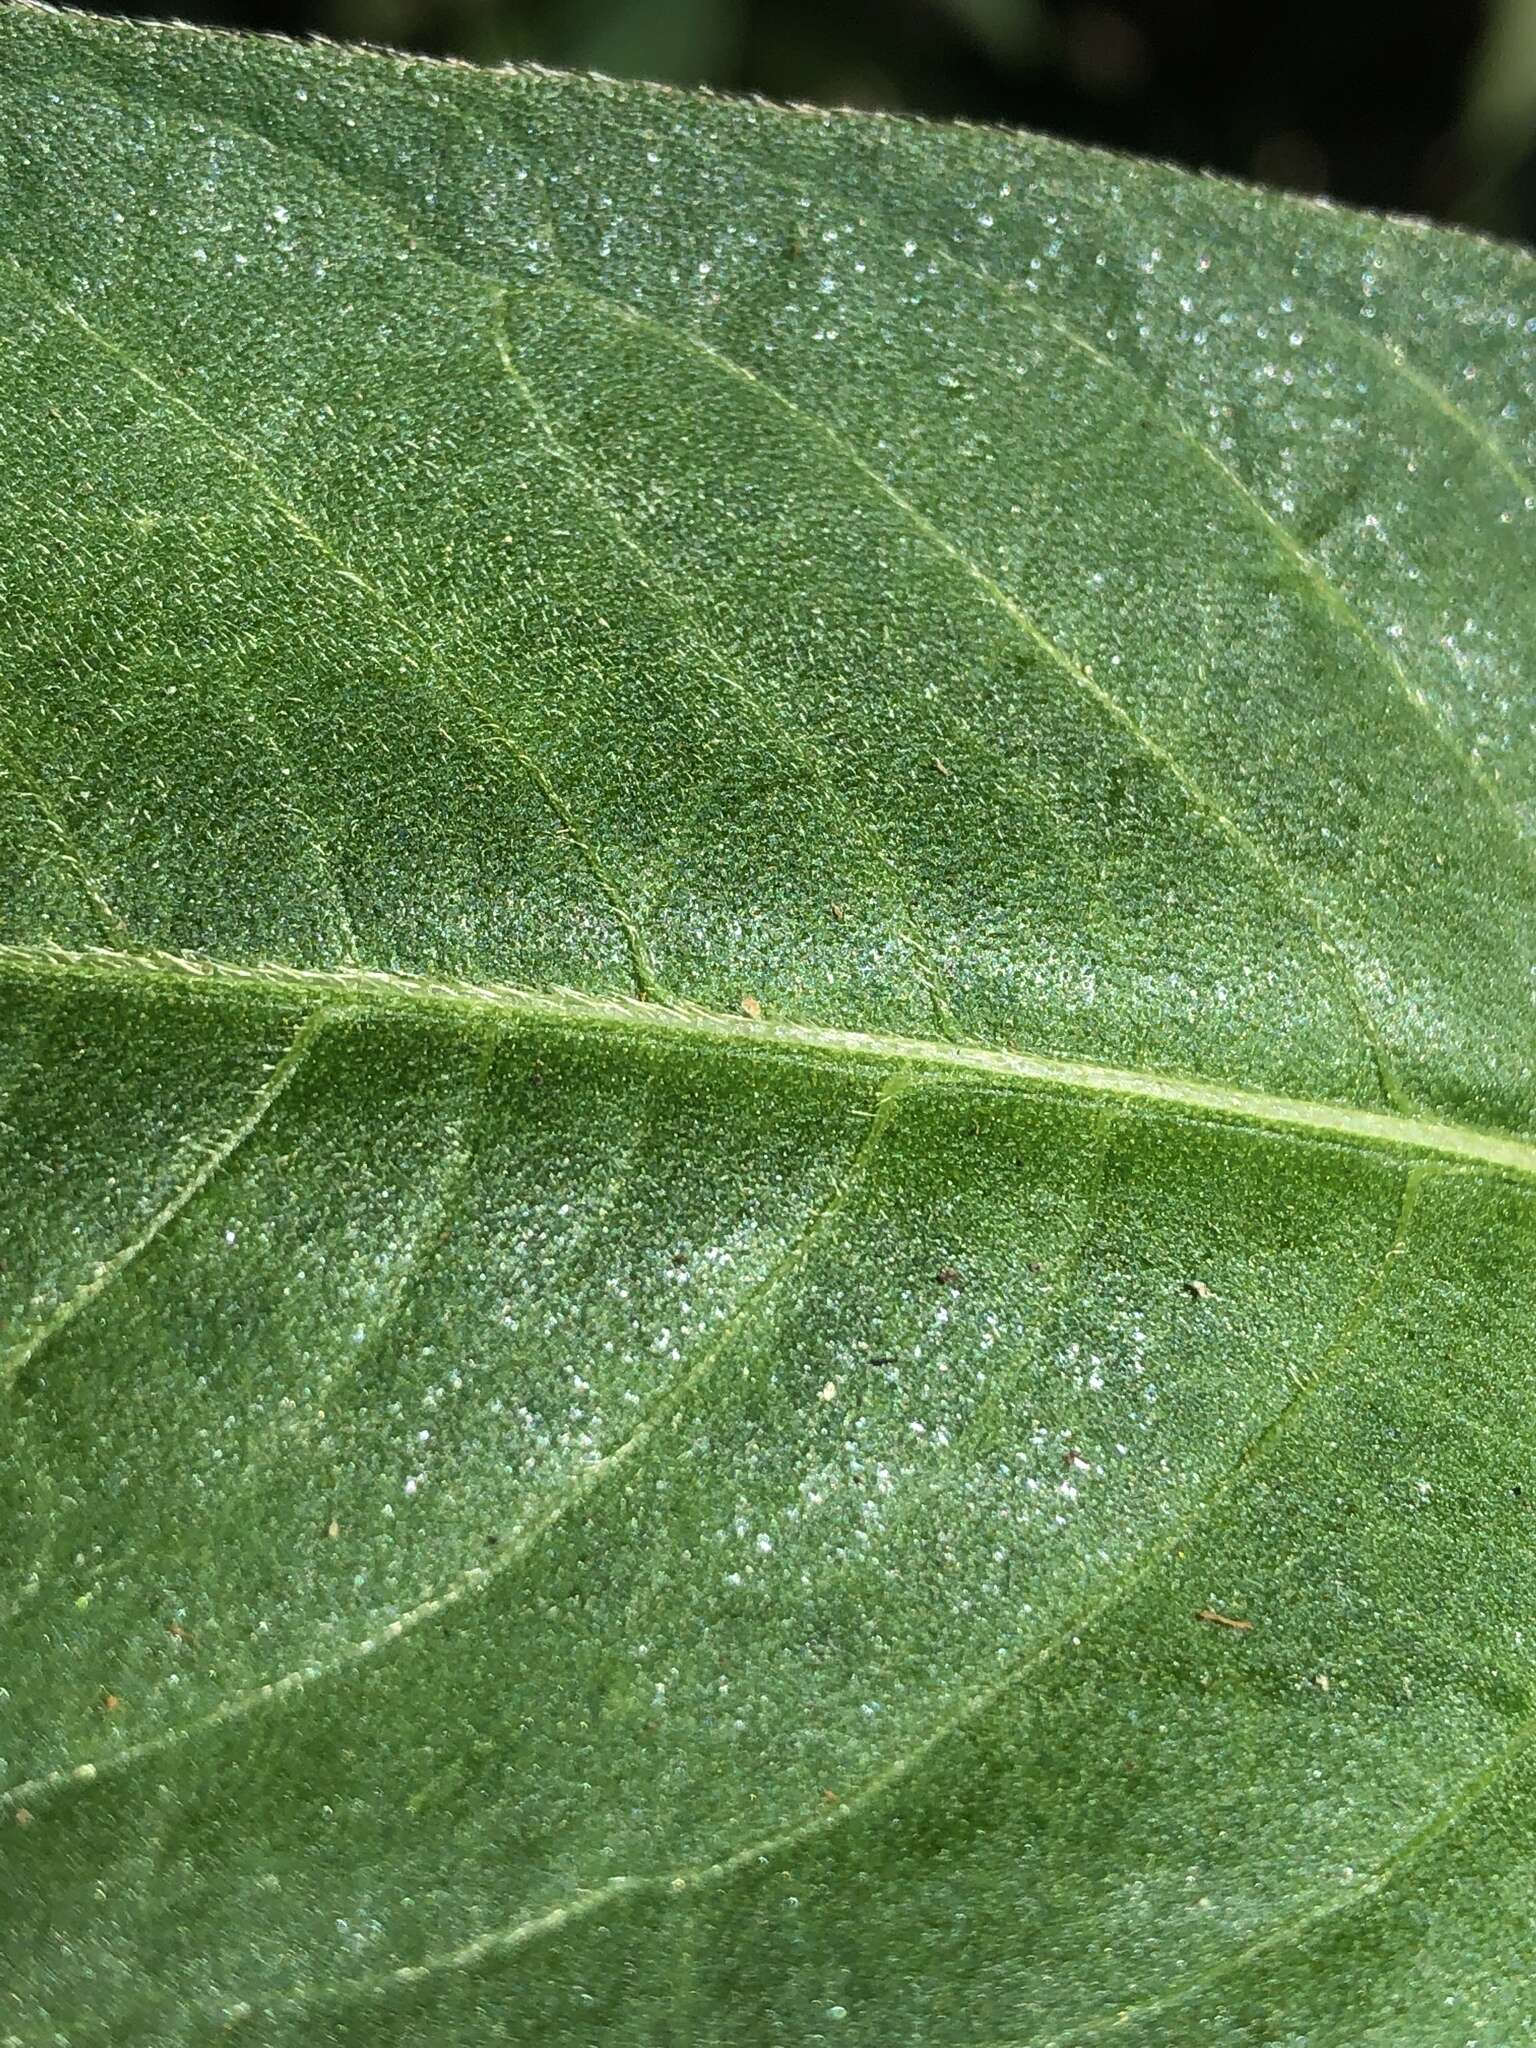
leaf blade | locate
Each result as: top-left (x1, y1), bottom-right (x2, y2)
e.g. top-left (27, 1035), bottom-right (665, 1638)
top-left (2, 10), bottom-right (1535, 2042)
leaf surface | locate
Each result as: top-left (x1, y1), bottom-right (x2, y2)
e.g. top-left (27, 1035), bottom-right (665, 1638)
top-left (2, 9), bottom-right (1535, 2042)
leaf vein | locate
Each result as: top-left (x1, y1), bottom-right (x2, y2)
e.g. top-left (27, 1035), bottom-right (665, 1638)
top-left (1355, 321), bottom-right (1533, 497)
top-left (1, 249), bottom-right (660, 999)
top-left (1040, 1666), bottom-right (1536, 2044)
top-left (36, 81), bottom-right (1404, 1102)
top-left (0, 1005), bottom-right (326, 1396)
top-left (273, 1166), bottom-right (1426, 2019)
top-left (489, 290), bottom-right (964, 1040)
top-left (6, 939), bottom-right (1536, 1178)
top-left (0, 1079), bottom-right (897, 1813)
top-left (538, 272), bottom-right (1412, 1112)
top-left (939, 246), bottom-right (1536, 867)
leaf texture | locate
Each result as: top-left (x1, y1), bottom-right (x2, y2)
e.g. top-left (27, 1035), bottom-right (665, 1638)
top-left (1, 8), bottom-right (1535, 2042)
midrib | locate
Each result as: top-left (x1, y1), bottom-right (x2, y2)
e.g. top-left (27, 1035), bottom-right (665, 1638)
top-left (4, 938), bottom-right (1534, 1183)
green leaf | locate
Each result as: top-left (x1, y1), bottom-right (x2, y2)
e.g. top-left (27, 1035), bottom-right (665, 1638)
top-left (2, 8), bottom-right (1534, 2041)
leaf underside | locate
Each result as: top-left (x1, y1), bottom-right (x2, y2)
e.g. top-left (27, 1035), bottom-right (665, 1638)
top-left (2, 8), bottom-right (1535, 2042)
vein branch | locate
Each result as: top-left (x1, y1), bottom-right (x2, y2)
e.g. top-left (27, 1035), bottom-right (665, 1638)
top-left (265, 1165), bottom-right (1428, 2019)
top-left (490, 291), bottom-right (961, 1038)
top-left (539, 273), bottom-right (1412, 1114)
top-left (940, 246), bottom-right (1535, 871)
top-left (0, 1006), bottom-right (326, 1397)
top-left (2, 253), bottom-right (659, 999)
top-left (0, 1079), bottom-right (898, 1815)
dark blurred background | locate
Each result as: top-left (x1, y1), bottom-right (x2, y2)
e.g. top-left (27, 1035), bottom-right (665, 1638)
top-left (98, 0), bottom-right (1536, 240)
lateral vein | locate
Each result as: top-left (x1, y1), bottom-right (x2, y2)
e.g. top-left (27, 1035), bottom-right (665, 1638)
top-left (0, 1005), bottom-right (327, 1394)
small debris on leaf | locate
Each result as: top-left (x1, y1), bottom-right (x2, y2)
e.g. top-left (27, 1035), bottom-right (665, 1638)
top-left (1183, 1279), bottom-right (1214, 1300)
top-left (325, 1518), bottom-right (341, 1540)
top-left (1195, 1606), bottom-right (1253, 1632)
top-left (936, 1265), bottom-right (962, 1288)
top-left (740, 994), bottom-right (762, 1019)
top-left (829, 902), bottom-right (845, 923)
top-left (100, 1692), bottom-right (121, 1713)
top-left (13, 1808), bottom-right (33, 1827)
